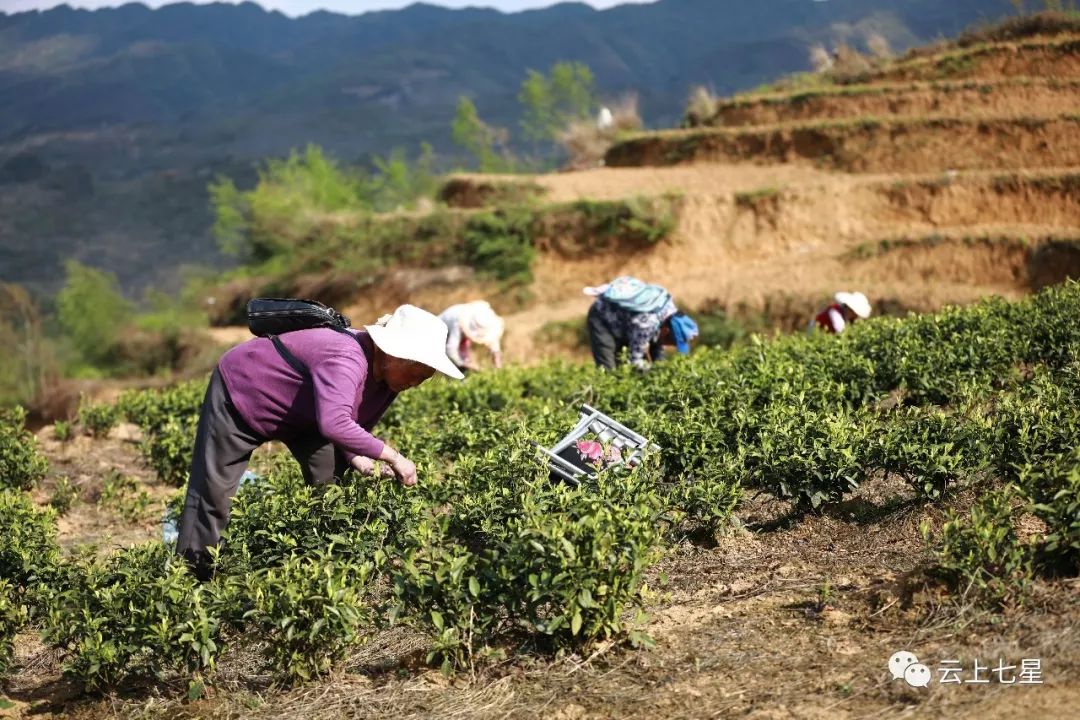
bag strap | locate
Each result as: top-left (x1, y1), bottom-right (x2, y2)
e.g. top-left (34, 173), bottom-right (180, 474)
top-left (268, 326), bottom-right (369, 380)
top-left (270, 336), bottom-right (309, 377)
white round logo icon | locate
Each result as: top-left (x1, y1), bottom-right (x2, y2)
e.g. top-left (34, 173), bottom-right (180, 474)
top-left (904, 663), bottom-right (932, 688)
top-left (889, 650), bottom-right (919, 681)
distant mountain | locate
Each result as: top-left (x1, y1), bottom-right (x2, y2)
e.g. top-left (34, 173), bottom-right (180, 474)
top-left (0, 0), bottom-right (1017, 295)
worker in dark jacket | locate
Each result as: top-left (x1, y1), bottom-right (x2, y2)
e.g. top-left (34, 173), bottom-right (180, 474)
top-left (584, 276), bottom-right (699, 371)
top-left (176, 304), bottom-right (462, 579)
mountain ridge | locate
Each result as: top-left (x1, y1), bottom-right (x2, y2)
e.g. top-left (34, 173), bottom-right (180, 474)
top-left (0, 0), bottom-right (1017, 295)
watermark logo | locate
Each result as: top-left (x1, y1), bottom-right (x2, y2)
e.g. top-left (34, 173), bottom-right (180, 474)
top-left (889, 651), bottom-right (931, 688)
top-left (888, 650), bottom-right (1044, 688)
top-left (888, 650), bottom-right (919, 682)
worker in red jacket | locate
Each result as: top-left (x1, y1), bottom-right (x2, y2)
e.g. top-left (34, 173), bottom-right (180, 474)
top-left (810, 291), bottom-right (872, 334)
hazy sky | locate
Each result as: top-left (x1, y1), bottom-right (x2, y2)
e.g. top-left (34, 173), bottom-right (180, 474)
top-left (1, 1), bottom-right (649, 16)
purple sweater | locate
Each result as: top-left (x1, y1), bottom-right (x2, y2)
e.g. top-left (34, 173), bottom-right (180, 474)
top-left (218, 328), bottom-right (395, 462)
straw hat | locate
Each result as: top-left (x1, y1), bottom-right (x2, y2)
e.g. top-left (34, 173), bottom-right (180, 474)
top-left (834, 291), bottom-right (872, 319)
top-left (365, 305), bottom-right (465, 380)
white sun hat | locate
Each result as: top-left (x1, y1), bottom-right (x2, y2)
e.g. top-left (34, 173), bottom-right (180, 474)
top-left (365, 304), bottom-right (465, 380)
top-left (460, 301), bottom-right (505, 352)
top-left (835, 291), bottom-right (872, 319)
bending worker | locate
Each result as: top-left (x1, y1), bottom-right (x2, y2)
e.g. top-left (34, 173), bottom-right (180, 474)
top-left (810, 291), bottom-right (872, 334)
top-left (176, 304), bottom-right (463, 579)
top-left (439, 300), bottom-right (505, 371)
top-left (584, 276), bottom-right (699, 371)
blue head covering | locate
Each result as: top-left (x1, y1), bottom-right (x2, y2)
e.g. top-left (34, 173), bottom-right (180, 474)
top-left (669, 313), bottom-right (698, 355)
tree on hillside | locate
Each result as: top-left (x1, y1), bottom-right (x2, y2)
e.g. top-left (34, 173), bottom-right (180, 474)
top-left (210, 143), bottom-right (443, 271)
top-left (0, 284), bottom-right (52, 405)
top-left (518, 61), bottom-right (599, 145)
top-left (452, 97), bottom-right (513, 172)
top-left (365, 143), bottom-right (439, 212)
top-left (208, 176), bottom-right (250, 258)
top-left (56, 260), bottom-right (132, 370)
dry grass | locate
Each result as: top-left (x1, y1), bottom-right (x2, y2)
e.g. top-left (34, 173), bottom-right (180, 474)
top-left (809, 43), bottom-right (833, 73)
top-left (867, 32), bottom-right (894, 60)
top-left (830, 43), bottom-right (876, 81)
top-left (557, 95), bottom-right (643, 170)
top-left (683, 86), bottom-right (718, 128)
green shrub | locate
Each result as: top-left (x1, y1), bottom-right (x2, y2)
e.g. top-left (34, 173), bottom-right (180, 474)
top-left (0, 579), bottom-right (28, 677)
top-left (52, 420), bottom-right (72, 442)
top-left (0, 489), bottom-right (61, 588)
top-left (98, 470), bottom-right (154, 523)
top-left (55, 260), bottom-right (132, 369)
top-left (1021, 449), bottom-right (1080, 575)
top-left (872, 405), bottom-right (994, 499)
top-left (77, 397), bottom-right (120, 438)
top-left (49, 476), bottom-right (79, 515)
top-left (233, 553), bottom-right (374, 683)
top-left (141, 416), bottom-right (198, 487)
top-left (928, 488), bottom-right (1033, 606)
top-left (693, 308), bottom-right (752, 349)
top-left (117, 379), bottom-right (205, 436)
top-left (392, 454), bottom-right (664, 671)
top-left (0, 405), bottom-right (48, 490)
top-left (116, 382), bottom-right (205, 486)
top-left (1034, 476), bottom-right (1080, 576)
top-left (740, 401), bottom-right (874, 510)
top-left (42, 543), bottom-right (222, 690)
top-left (462, 208), bottom-right (536, 284)
top-left (225, 458), bottom-right (419, 570)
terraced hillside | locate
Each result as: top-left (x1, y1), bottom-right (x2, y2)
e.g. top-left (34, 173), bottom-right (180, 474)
top-left (191, 17), bottom-right (1080, 368)
top-left (419, 18), bottom-right (1080, 363)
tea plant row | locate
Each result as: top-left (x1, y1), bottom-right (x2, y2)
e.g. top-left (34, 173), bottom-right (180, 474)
top-left (2, 283), bottom-right (1079, 689)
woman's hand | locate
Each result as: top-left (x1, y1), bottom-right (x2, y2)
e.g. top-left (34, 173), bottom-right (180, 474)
top-left (390, 454), bottom-right (418, 486)
top-left (351, 455), bottom-right (378, 475)
top-left (350, 455), bottom-right (396, 478)
top-left (379, 445), bottom-right (419, 487)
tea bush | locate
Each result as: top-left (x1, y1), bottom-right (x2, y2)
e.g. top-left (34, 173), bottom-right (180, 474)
top-left (872, 403), bottom-right (994, 499)
top-left (53, 420), bottom-right (72, 442)
top-left (41, 543), bottom-right (222, 690)
top-left (233, 553), bottom-right (375, 683)
top-left (0, 405), bottom-right (48, 490)
top-left (49, 476), bottom-right (79, 515)
top-left (77, 397), bottom-right (120, 438)
top-left (392, 452), bottom-right (664, 670)
top-left (928, 379), bottom-right (1080, 604)
top-left (225, 458), bottom-right (418, 570)
top-left (9, 280), bottom-right (1080, 687)
top-left (928, 487), bottom-right (1033, 607)
top-left (117, 379), bottom-right (204, 435)
top-left (141, 416), bottom-right (199, 487)
top-left (0, 489), bottom-right (61, 589)
top-left (117, 381), bottom-right (204, 485)
top-left (0, 579), bottom-right (28, 677)
top-left (1021, 449), bottom-right (1080, 575)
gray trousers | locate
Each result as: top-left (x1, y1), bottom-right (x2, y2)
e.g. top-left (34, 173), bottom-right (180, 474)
top-left (175, 367), bottom-right (348, 578)
top-left (587, 303), bottom-right (664, 370)
top-left (587, 302), bottom-right (621, 370)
